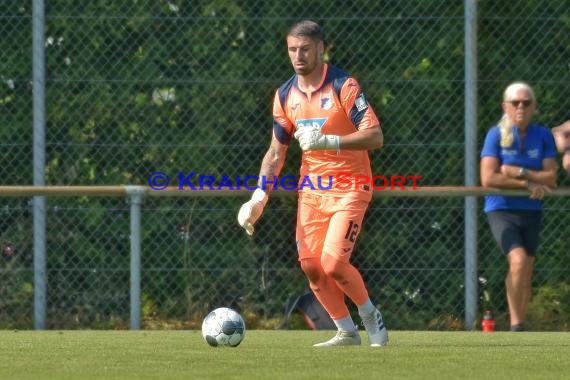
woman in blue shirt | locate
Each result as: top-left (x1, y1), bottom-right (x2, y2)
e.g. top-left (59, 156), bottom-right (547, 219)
top-left (480, 81), bottom-right (557, 331)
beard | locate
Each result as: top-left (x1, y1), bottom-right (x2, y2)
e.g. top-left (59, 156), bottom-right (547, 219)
top-left (293, 60), bottom-right (317, 76)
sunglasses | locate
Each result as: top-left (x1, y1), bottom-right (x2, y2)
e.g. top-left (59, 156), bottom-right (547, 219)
top-left (507, 99), bottom-right (533, 108)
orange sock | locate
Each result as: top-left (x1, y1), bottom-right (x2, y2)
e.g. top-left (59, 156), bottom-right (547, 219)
top-left (321, 253), bottom-right (369, 305)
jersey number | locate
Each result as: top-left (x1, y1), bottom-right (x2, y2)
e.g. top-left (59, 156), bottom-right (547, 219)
top-left (344, 220), bottom-right (359, 243)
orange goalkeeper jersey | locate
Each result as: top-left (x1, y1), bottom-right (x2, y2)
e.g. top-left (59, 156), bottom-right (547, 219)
top-left (272, 64), bottom-right (381, 200)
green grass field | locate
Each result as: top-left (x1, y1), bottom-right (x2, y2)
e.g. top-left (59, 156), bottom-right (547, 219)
top-left (1, 330), bottom-right (569, 380)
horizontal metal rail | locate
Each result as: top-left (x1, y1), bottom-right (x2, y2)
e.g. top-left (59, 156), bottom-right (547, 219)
top-left (1, 185), bottom-right (570, 197)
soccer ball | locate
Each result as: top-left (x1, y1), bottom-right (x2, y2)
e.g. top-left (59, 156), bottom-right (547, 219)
top-left (201, 307), bottom-right (246, 347)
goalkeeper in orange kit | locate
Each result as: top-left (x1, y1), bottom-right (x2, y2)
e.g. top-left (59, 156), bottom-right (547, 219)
top-left (238, 20), bottom-right (388, 347)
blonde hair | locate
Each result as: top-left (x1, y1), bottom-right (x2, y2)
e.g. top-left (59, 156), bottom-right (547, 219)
top-left (498, 114), bottom-right (514, 147)
top-left (498, 81), bottom-right (536, 148)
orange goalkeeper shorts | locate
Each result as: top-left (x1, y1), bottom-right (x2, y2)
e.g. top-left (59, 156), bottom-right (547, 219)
top-left (296, 192), bottom-right (369, 263)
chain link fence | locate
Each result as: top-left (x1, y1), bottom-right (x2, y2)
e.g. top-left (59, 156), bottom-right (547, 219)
top-left (1, 1), bottom-right (569, 330)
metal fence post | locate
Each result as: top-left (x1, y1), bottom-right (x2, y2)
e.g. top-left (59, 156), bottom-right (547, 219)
top-left (32, 0), bottom-right (47, 330)
top-left (464, 0), bottom-right (478, 331)
top-left (126, 186), bottom-right (145, 330)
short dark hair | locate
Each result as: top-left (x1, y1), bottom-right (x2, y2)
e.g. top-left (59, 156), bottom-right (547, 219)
top-left (286, 20), bottom-right (324, 42)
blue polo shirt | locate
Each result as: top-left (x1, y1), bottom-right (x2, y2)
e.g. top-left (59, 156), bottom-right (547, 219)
top-left (480, 123), bottom-right (556, 212)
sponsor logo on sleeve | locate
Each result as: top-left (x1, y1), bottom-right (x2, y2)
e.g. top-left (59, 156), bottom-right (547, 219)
top-left (355, 93), bottom-right (368, 112)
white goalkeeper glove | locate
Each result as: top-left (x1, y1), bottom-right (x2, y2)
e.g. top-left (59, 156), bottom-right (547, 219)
top-left (294, 126), bottom-right (340, 151)
top-left (237, 188), bottom-right (268, 236)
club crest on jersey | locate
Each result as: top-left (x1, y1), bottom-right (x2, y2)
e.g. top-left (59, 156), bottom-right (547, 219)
top-left (527, 148), bottom-right (539, 159)
top-left (296, 118), bottom-right (327, 130)
top-left (321, 97), bottom-right (332, 110)
top-left (355, 93), bottom-right (368, 112)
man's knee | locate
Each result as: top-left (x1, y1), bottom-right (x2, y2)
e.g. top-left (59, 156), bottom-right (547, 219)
top-left (321, 253), bottom-right (346, 281)
top-left (300, 258), bottom-right (324, 283)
